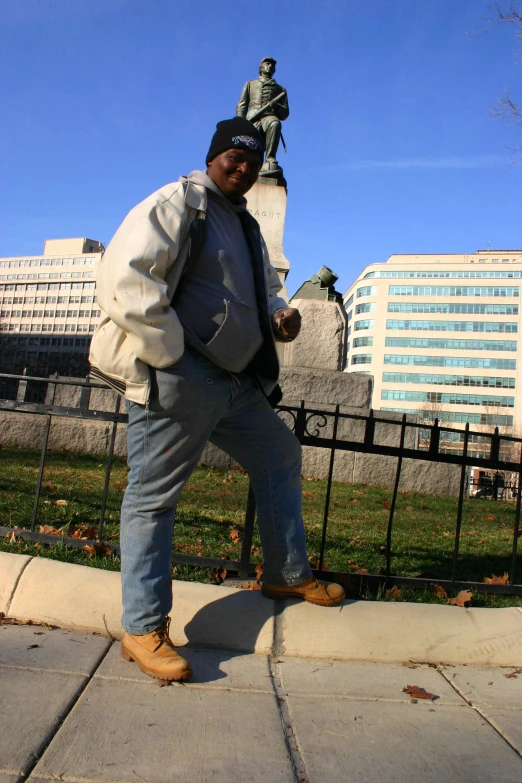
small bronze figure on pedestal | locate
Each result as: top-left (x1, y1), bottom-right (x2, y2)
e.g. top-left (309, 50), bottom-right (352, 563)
top-left (236, 57), bottom-right (289, 184)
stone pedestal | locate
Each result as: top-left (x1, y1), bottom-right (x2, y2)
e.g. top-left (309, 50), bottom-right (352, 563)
top-left (245, 180), bottom-right (289, 294)
top-left (278, 298), bottom-right (347, 371)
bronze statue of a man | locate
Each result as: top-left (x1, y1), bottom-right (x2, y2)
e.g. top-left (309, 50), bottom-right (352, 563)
top-left (236, 57), bottom-right (289, 181)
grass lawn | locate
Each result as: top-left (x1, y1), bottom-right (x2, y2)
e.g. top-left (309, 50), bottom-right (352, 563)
top-left (1, 446), bottom-right (520, 607)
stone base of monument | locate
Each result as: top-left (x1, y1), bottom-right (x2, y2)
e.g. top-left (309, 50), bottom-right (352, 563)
top-left (278, 298), bottom-right (347, 372)
top-left (245, 180), bottom-right (289, 293)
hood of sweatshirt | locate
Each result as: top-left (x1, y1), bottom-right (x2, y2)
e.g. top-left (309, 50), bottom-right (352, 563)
top-left (185, 169), bottom-right (247, 216)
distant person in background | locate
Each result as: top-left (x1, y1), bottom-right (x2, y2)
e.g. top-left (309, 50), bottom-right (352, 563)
top-left (89, 117), bottom-right (345, 683)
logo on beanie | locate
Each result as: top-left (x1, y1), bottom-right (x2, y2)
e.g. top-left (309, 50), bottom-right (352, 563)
top-left (232, 135), bottom-right (259, 150)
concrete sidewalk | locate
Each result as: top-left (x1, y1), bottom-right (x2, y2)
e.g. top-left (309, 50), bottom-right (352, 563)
top-left (1, 623), bottom-right (522, 783)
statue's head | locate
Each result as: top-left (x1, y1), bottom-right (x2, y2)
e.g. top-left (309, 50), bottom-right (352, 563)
top-left (259, 57), bottom-right (276, 77)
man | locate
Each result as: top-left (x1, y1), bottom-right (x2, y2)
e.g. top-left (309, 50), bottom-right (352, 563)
top-left (89, 117), bottom-right (345, 683)
top-left (236, 57), bottom-right (289, 179)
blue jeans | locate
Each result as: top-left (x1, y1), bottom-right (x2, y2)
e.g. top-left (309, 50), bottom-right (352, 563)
top-left (120, 347), bottom-right (312, 634)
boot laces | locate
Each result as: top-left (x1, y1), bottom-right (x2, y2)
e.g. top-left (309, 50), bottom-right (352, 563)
top-left (152, 617), bottom-right (172, 652)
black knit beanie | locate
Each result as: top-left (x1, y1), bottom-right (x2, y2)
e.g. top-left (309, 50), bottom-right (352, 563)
top-left (206, 118), bottom-right (265, 165)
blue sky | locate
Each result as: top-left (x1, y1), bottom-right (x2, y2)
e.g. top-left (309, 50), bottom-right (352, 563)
top-left (1, 0), bottom-right (521, 296)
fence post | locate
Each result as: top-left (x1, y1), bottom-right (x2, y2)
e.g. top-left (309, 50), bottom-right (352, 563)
top-left (452, 422), bottom-right (470, 582)
top-left (385, 414), bottom-right (406, 580)
top-left (30, 375), bottom-right (57, 531)
top-left (509, 443), bottom-right (522, 585)
top-left (318, 405), bottom-right (339, 570)
top-left (239, 484), bottom-right (256, 579)
top-left (97, 393), bottom-right (120, 540)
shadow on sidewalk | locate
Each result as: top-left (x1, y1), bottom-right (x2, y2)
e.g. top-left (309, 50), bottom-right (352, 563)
top-left (183, 590), bottom-right (283, 682)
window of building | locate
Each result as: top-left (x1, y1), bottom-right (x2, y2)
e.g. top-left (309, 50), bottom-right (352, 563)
top-left (382, 372), bottom-right (515, 389)
top-left (383, 354), bottom-right (516, 370)
top-left (381, 390), bottom-right (514, 407)
top-left (78, 310), bottom-right (90, 317)
top-left (44, 311), bottom-right (54, 318)
top-left (352, 336), bottom-right (374, 348)
top-left (354, 319), bottom-right (375, 331)
top-left (65, 324), bottom-right (76, 332)
top-left (356, 285), bottom-right (377, 298)
top-left (67, 310), bottom-right (78, 318)
top-left (345, 294), bottom-right (354, 308)
top-left (386, 319), bottom-right (517, 334)
top-left (352, 354), bottom-right (372, 365)
top-left (55, 310), bottom-right (66, 317)
top-left (355, 302), bottom-right (376, 314)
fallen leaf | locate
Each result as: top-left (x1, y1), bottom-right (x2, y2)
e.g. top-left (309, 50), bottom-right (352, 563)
top-left (402, 685), bottom-right (437, 701)
top-left (448, 589), bottom-right (473, 607)
top-left (229, 527), bottom-right (241, 542)
top-left (214, 568), bottom-right (227, 584)
top-left (468, 530), bottom-right (477, 537)
top-left (382, 500), bottom-right (390, 510)
top-left (386, 586), bottom-right (402, 601)
top-left (83, 541), bottom-right (113, 559)
top-left (26, 644), bottom-right (40, 650)
top-left (39, 525), bottom-right (60, 535)
top-left (488, 681), bottom-right (493, 685)
top-left (354, 568), bottom-right (369, 575)
top-left (241, 581), bottom-right (262, 590)
top-left (55, 499), bottom-right (68, 507)
top-left (254, 562), bottom-right (264, 583)
top-left (430, 584), bottom-right (448, 599)
top-left (405, 506), bottom-right (414, 512)
top-left (157, 679), bottom-right (170, 687)
top-left (503, 669), bottom-right (522, 679)
top-left (486, 514), bottom-right (495, 522)
top-left (484, 573), bottom-right (510, 585)
top-left (302, 491), bottom-right (312, 498)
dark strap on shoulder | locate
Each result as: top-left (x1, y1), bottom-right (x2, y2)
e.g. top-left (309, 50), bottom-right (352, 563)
top-left (237, 210), bottom-right (279, 383)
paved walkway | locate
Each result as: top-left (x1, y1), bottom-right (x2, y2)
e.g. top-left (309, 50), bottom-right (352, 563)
top-left (1, 623), bottom-right (521, 783)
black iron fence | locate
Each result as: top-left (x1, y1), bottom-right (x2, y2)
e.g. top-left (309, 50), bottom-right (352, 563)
top-left (0, 372), bottom-right (520, 596)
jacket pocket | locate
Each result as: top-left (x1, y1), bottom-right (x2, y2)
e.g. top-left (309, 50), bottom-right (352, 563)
top-left (187, 299), bottom-right (263, 372)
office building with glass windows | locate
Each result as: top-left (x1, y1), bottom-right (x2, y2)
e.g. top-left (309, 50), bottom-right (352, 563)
top-left (342, 250), bottom-right (522, 431)
top-left (0, 238), bottom-right (103, 377)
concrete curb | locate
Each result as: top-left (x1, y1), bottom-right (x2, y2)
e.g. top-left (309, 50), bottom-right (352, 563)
top-left (1, 552), bottom-right (521, 665)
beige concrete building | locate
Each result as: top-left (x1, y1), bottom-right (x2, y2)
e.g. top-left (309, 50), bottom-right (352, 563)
top-left (343, 250), bottom-right (522, 435)
top-left (0, 238), bottom-right (103, 376)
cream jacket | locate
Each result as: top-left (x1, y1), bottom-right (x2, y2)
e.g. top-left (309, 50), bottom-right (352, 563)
top-left (89, 178), bottom-right (288, 404)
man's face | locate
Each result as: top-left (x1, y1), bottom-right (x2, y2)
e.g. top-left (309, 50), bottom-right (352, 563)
top-left (260, 60), bottom-right (275, 77)
top-left (207, 148), bottom-right (261, 202)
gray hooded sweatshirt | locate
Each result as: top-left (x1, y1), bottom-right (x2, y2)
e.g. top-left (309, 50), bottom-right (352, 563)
top-left (172, 170), bottom-right (264, 372)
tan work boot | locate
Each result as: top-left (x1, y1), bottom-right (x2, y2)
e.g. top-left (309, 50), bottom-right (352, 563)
top-left (262, 576), bottom-right (345, 606)
top-left (121, 617), bottom-right (192, 681)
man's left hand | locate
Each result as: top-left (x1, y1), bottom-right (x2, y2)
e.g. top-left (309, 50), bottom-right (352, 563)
top-left (273, 307), bottom-right (301, 340)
